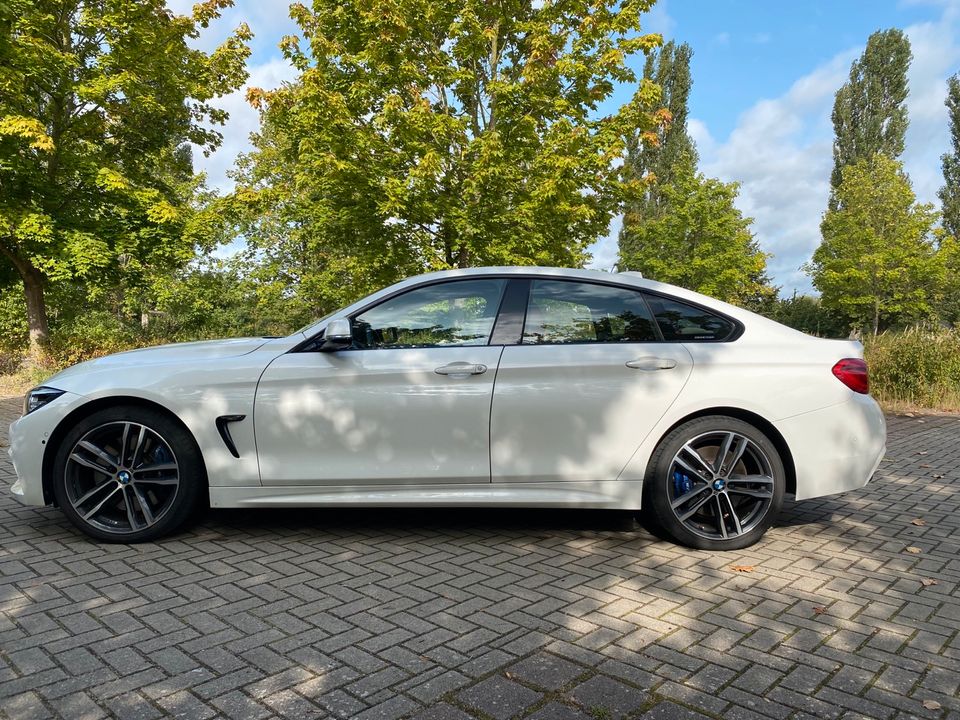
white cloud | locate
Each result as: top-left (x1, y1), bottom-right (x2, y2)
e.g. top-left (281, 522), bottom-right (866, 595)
top-left (591, 4), bottom-right (960, 293)
top-left (194, 58), bottom-right (298, 192)
top-left (165, 1), bottom-right (299, 192)
top-left (643, 0), bottom-right (675, 38)
top-left (694, 50), bottom-right (857, 292)
top-left (902, 16), bottom-right (960, 204)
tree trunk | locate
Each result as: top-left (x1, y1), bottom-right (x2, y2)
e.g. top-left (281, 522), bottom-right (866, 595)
top-left (21, 268), bottom-right (50, 364)
top-left (0, 245), bottom-right (50, 364)
top-left (872, 303), bottom-right (880, 336)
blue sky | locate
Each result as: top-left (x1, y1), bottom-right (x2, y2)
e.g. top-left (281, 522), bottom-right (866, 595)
top-left (170, 0), bottom-right (960, 293)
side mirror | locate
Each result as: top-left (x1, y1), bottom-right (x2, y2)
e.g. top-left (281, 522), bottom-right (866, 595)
top-left (320, 318), bottom-right (352, 352)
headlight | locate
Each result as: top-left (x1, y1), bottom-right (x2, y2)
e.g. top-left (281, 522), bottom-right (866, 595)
top-left (22, 386), bottom-right (65, 416)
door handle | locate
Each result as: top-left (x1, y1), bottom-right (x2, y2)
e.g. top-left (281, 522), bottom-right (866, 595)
top-left (625, 357), bottom-right (677, 371)
top-left (435, 362), bottom-right (487, 376)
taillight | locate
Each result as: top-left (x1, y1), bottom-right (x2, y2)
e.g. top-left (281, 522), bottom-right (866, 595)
top-left (832, 358), bottom-right (869, 394)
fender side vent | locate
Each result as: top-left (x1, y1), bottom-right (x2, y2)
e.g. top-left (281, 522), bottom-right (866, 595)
top-left (215, 415), bottom-right (246, 458)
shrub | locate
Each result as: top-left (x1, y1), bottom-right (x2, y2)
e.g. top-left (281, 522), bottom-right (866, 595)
top-left (45, 311), bottom-right (141, 368)
top-left (864, 328), bottom-right (960, 410)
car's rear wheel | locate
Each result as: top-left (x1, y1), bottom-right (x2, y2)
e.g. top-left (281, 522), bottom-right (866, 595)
top-left (52, 406), bottom-right (204, 542)
top-left (643, 416), bottom-right (785, 550)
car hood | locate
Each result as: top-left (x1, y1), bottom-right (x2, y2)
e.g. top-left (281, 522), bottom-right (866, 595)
top-left (46, 337), bottom-right (276, 384)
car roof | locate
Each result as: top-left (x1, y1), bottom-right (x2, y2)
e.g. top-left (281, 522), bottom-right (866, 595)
top-left (387, 266), bottom-right (734, 314)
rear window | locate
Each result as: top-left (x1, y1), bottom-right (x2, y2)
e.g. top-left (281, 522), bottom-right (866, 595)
top-left (644, 294), bottom-right (737, 342)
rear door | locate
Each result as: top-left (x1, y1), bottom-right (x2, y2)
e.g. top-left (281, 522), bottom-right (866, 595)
top-left (490, 279), bottom-right (693, 484)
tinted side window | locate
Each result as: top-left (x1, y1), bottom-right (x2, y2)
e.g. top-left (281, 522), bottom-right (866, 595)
top-left (522, 280), bottom-right (658, 344)
top-left (351, 279), bottom-right (507, 349)
top-left (644, 294), bottom-right (735, 341)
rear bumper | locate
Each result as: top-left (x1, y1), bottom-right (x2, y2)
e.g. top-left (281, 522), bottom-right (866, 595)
top-left (774, 394), bottom-right (886, 501)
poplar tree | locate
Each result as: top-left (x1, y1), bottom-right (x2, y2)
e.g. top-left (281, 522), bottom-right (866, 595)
top-left (939, 73), bottom-right (960, 240)
top-left (617, 41), bottom-right (770, 305)
top-left (829, 28), bottom-right (912, 209)
top-left (622, 41), bottom-right (697, 216)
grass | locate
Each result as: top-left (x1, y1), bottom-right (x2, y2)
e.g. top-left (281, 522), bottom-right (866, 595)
top-left (0, 368), bottom-right (49, 399)
top-left (864, 328), bottom-right (960, 413)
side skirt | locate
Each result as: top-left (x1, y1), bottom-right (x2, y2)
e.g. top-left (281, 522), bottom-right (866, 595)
top-left (209, 481), bottom-right (644, 510)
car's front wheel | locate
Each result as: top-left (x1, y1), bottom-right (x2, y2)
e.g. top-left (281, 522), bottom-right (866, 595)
top-left (643, 416), bottom-right (785, 550)
top-left (52, 405), bottom-right (204, 542)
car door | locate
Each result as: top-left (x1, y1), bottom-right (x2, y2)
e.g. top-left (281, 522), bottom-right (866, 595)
top-left (490, 278), bottom-right (694, 484)
top-left (254, 278), bottom-right (508, 486)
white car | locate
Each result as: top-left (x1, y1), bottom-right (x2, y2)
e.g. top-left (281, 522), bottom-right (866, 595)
top-left (7, 267), bottom-right (886, 549)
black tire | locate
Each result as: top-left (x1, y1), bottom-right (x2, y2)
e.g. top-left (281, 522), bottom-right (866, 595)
top-left (52, 405), bottom-right (205, 543)
top-left (642, 415), bottom-right (785, 550)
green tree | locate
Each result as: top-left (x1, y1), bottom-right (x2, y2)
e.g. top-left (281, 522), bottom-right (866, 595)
top-left (939, 73), bottom-right (960, 240)
top-left (616, 158), bottom-right (771, 306)
top-left (809, 154), bottom-right (942, 335)
top-left (0, 0), bottom-right (251, 360)
top-left (620, 40), bottom-right (696, 219)
top-left (829, 28), bottom-right (911, 209)
top-left (231, 0), bottom-right (664, 318)
top-left (766, 292), bottom-right (847, 338)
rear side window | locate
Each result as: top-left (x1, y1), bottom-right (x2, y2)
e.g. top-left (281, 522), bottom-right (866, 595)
top-left (522, 280), bottom-right (658, 344)
top-left (644, 294), bottom-right (736, 342)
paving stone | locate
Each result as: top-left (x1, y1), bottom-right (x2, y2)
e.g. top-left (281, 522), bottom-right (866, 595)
top-left (0, 399), bottom-right (957, 720)
top-left (457, 675), bottom-right (542, 720)
top-left (639, 701), bottom-right (714, 720)
top-left (527, 701), bottom-right (594, 720)
top-left (408, 704), bottom-right (474, 720)
top-left (506, 652), bottom-right (586, 691)
top-left (567, 675), bottom-right (649, 718)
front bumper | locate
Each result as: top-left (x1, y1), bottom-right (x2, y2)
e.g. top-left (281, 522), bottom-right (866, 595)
top-left (774, 393), bottom-right (887, 501)
top-left (7, 391), bottom-right (86, 507)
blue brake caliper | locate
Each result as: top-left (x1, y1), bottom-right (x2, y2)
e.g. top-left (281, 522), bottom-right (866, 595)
top-left (673, 470), bottom-right (692, 499)
top-left (151, 444), bottom-right (172, 465)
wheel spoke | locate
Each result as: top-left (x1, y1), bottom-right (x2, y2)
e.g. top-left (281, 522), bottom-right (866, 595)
top-left (677, 492), bottom-right (713, 521)
top-left (132, 485), bottom-right (156, 525)
top-left (714, 495), bottom-right (728, 539)
top-left (129, 426), bottom-right (147, 468)
top-left (77, 441), bottom-right (118, 471)
top-left (674, 451), bottom-right (713, 484)
top-left (713, 433), bottom-right (735, 475)
top-left (72, 478), bottom-right (116, 508)
top-left (122, 487), bottom-right (140, 530)
top-left (720, 435), bottom-right (749, 477)
top-left (679, 443), bottom-right (714, 477)
top-left (670, 482), bottom-right (711, 510)
top-left (727, 485), bottom-right (773, 499)
top-left (118, 423), bottom-right (131, 467)
top-left (133, 462), bottom-right (178, 475)
top-left (133, 477), bottom-right (178, 486)
top-left (721, 493), bottom-right (743, 535)
top-left (728, 474), bottom-right (774, 484)
top-left (68, 453), bottom-right (113, 475)
top-left (82, 485), bottom-right (120, 520)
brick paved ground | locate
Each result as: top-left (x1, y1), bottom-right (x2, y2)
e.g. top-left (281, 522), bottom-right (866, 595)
top-left (1, 394), bottom-right (959, 720)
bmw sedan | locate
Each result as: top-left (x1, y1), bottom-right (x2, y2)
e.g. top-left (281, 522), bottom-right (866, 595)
top-left (7, 267), bottom-right (886, 549)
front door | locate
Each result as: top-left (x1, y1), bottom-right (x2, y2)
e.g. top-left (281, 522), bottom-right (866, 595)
top-left (490, 278), bottom-right (693, 483)
top-left (255, 278), bottom-right (508, 486)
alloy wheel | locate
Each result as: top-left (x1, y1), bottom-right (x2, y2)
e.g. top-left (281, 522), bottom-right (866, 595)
top-left (667, 430), bottom-right (775, 541)
top-left (63, 421), bottom-right (180, 535)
